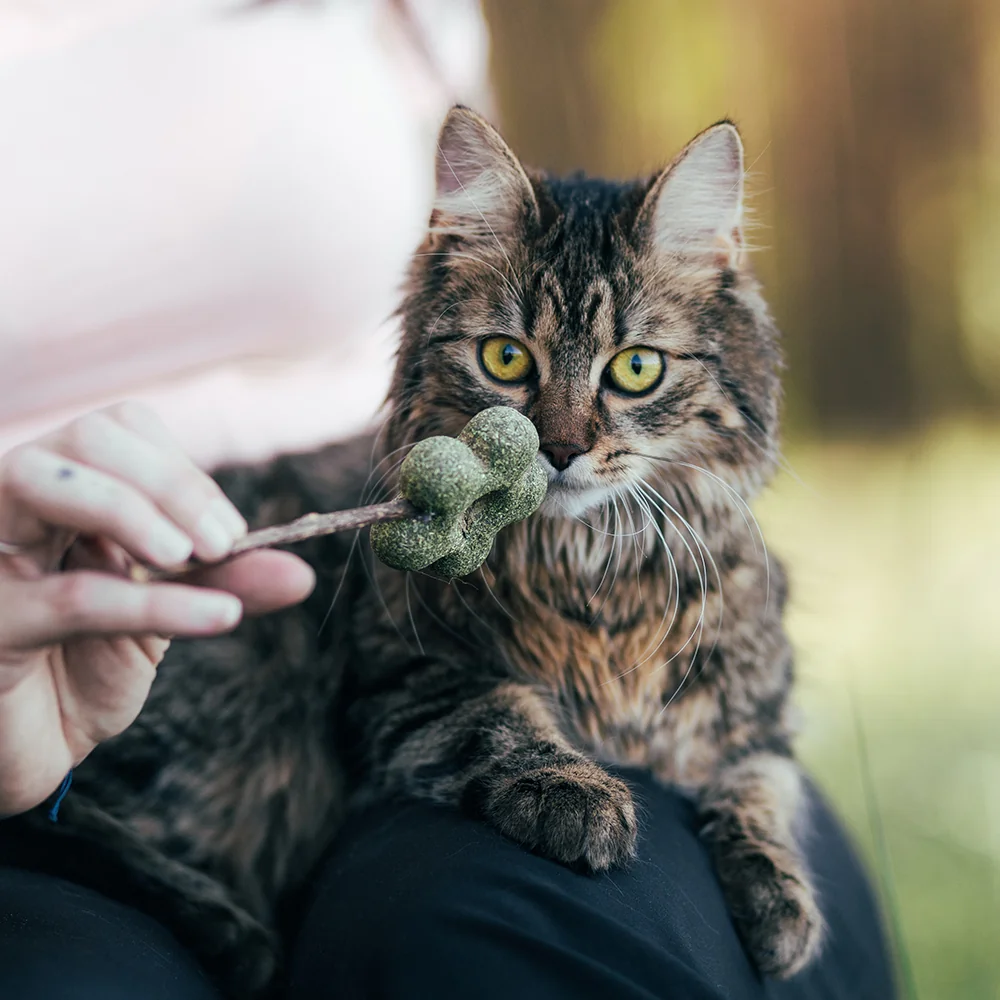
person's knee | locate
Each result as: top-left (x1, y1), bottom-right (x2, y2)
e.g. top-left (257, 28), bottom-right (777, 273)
top-left (0, 867), bottom-right (218, 1000)
top-left (287, 788), bottom-right (755, 1000)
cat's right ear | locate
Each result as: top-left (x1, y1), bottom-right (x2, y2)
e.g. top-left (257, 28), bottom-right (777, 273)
top-left (635, 121), bottom-right (745, 268)
top-left (432, 106), bottom-right (539, 241)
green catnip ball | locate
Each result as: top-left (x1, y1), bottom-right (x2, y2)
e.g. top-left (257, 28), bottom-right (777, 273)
top-left (370, 407), bottom-right (547, 578)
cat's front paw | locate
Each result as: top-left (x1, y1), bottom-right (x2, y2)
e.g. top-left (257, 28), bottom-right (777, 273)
top-left (480, 762), bottom-right (637, 872)
top-left (716, 846), bottom-right (824, 979)
top-left (191, 895), bottom-right (279, 999)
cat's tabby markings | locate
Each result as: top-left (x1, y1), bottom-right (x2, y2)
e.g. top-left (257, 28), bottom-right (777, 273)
top-left (5, 107), bottom-right (822, 996)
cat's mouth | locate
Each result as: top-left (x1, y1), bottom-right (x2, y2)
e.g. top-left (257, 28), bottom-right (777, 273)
top-left (538, 461), bottom-right (619, 518)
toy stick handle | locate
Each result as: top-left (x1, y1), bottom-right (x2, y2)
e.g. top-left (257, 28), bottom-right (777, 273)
top-left (131, 497), bottom-right (417, 582)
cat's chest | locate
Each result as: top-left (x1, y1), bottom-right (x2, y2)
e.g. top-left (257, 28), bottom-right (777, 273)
top-left (500, 594), bottom-right (722, 786)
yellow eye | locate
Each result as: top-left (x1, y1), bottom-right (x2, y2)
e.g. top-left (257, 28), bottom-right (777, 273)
top-left (479, 337), bottom-right (534, 383)
top-left (606, 347), bottom-right (664, 395)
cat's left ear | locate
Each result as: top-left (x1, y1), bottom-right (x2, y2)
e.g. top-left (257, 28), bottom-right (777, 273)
top-left (636, 121), bottom-right (745, 268)
top-left (432, 105), bottom-right (539, 241)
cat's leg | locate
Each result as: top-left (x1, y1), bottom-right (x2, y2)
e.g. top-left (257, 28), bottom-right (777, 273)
top-left (364, 679), bottom-right (637, 872)
top-left (698, 752), bottom-right (825, 978)
top-left (6, 795), bottom-right (277, 999)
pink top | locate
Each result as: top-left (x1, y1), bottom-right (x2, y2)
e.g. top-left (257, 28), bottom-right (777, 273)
top-left (0, 0), bottom-right (491, 468)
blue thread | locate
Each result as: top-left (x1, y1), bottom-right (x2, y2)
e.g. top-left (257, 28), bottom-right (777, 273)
top-left (47, 770), bottom-right (73, 823)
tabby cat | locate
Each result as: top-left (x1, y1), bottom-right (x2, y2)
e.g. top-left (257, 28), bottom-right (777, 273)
top-left (3, 107), bottom-right (823, 996)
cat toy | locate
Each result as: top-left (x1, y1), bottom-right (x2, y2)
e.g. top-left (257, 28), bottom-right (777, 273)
top-left (132, 407), bottom-right (547, 583)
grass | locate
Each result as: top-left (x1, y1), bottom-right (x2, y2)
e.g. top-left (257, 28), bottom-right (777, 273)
top-left (756, 421), bottom-right (1000, 1000)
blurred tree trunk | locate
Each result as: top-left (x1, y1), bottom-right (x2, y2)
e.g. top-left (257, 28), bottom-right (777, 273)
top-left (481, 0), bottom-right (613, 176)
top-left (768, 0), bottom-right (990, 432)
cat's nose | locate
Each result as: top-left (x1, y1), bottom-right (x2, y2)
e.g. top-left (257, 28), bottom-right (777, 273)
top-left (542, 442), bottom-right (588, 471)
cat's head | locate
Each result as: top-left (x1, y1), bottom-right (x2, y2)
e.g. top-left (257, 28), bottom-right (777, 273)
top-left (388, 106), bottom-right (781, 517)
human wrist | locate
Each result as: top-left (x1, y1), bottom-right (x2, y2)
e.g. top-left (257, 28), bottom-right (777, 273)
top-left (0, 678), bottom-right (77, 818)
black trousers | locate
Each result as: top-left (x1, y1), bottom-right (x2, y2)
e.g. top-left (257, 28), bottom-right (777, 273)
top-left (0, 771), bottom-right (896, 1000)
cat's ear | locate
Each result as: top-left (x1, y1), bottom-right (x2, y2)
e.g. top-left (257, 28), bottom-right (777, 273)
top-left (637, 122), bottom-right (745, 267)
top-left (432, 106), bottom-right (539, 241)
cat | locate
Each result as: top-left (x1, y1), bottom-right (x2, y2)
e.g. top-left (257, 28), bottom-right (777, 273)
top-left (0, 106), bottom-right (823, 996)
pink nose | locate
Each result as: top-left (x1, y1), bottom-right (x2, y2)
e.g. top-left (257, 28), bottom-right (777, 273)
top-left (542, 442), bottom-right (588, 471)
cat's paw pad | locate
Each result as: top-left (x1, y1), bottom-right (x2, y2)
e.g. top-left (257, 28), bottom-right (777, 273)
top-left (720, 850), bottom-right (825, 979)
top-left (486, 765), bottom-right (637, 872)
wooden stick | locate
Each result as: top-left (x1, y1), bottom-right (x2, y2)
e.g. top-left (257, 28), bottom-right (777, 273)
top-left (131, 497), bottom-right (419, 582)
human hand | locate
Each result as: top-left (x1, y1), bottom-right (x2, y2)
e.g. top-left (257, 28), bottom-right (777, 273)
top-left (0, 402), bottom-right (315, 817)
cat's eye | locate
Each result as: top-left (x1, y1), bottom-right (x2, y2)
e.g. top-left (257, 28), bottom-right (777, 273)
top-left (606, 347), bottom-right (664, 395)
top-left (479, 337), bottom-right (534, 383)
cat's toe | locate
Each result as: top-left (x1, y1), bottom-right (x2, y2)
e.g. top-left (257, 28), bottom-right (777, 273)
top-left (720, 850), bottom-right (825, 979)
top-left (222, 929), bottom-right (279, 1000)
top-left (485, 763), bottom-right (637, 872)
top-left (745, 879), bottom-right (824, 979)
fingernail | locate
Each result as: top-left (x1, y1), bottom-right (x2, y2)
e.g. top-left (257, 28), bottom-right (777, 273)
top-left (191, 593), bottom-right (242, 630)
top-left (195, 511), bottom-right (235, 561)
top-left (211, 498), bottom-right (247, 539)
top-left (151, 522), bottom-right (193, 565)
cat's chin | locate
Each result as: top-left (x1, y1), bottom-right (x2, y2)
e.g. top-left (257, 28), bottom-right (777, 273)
top-left (538, 484), bottom-right (616, 519)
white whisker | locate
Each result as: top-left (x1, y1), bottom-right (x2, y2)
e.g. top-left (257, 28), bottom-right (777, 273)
top-left (424, 299), bottom-right (465, 348)
top-left (638, 480), bottom-right (726, 714)
top-left (359, 549), bottom-right (413, 650)
top-left (360, 443), bottom-right (413, 505)
top-left (412, 249), bottom-right (522, 306)
top-left (404, 572), bottom-right (425, 655)
top-left (449, 578), bottom-right (505, 641)
top-left (629, 486), bottom-right (692, 671)
top-left (477, 565), bottom-right (515, 621)
top-left (408, 579), bottom-right (475, 649)
top-left (436, 148), bottom-right (522, 303)
top-left (316, 527), bottom-right (362, 637)
top-left (623, 498), bottom-right (644, 603)
top-left (586, 500), bottom-right (619, 606)
top-left (669, 459), bottom-right (771, 615)
top-left (630, 481), bottom-right (709, 683)
top-left (601, 486), bottom-right (683, 684)
top-left (591, 495), bottom-right (626, 621)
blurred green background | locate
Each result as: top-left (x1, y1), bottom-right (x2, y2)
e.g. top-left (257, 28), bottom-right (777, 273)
top-left (482, 2), bottom-right (1000, 997)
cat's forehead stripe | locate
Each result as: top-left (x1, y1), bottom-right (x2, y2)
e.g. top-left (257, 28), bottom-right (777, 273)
top-left (529, 272), bottom-right (618, 350)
